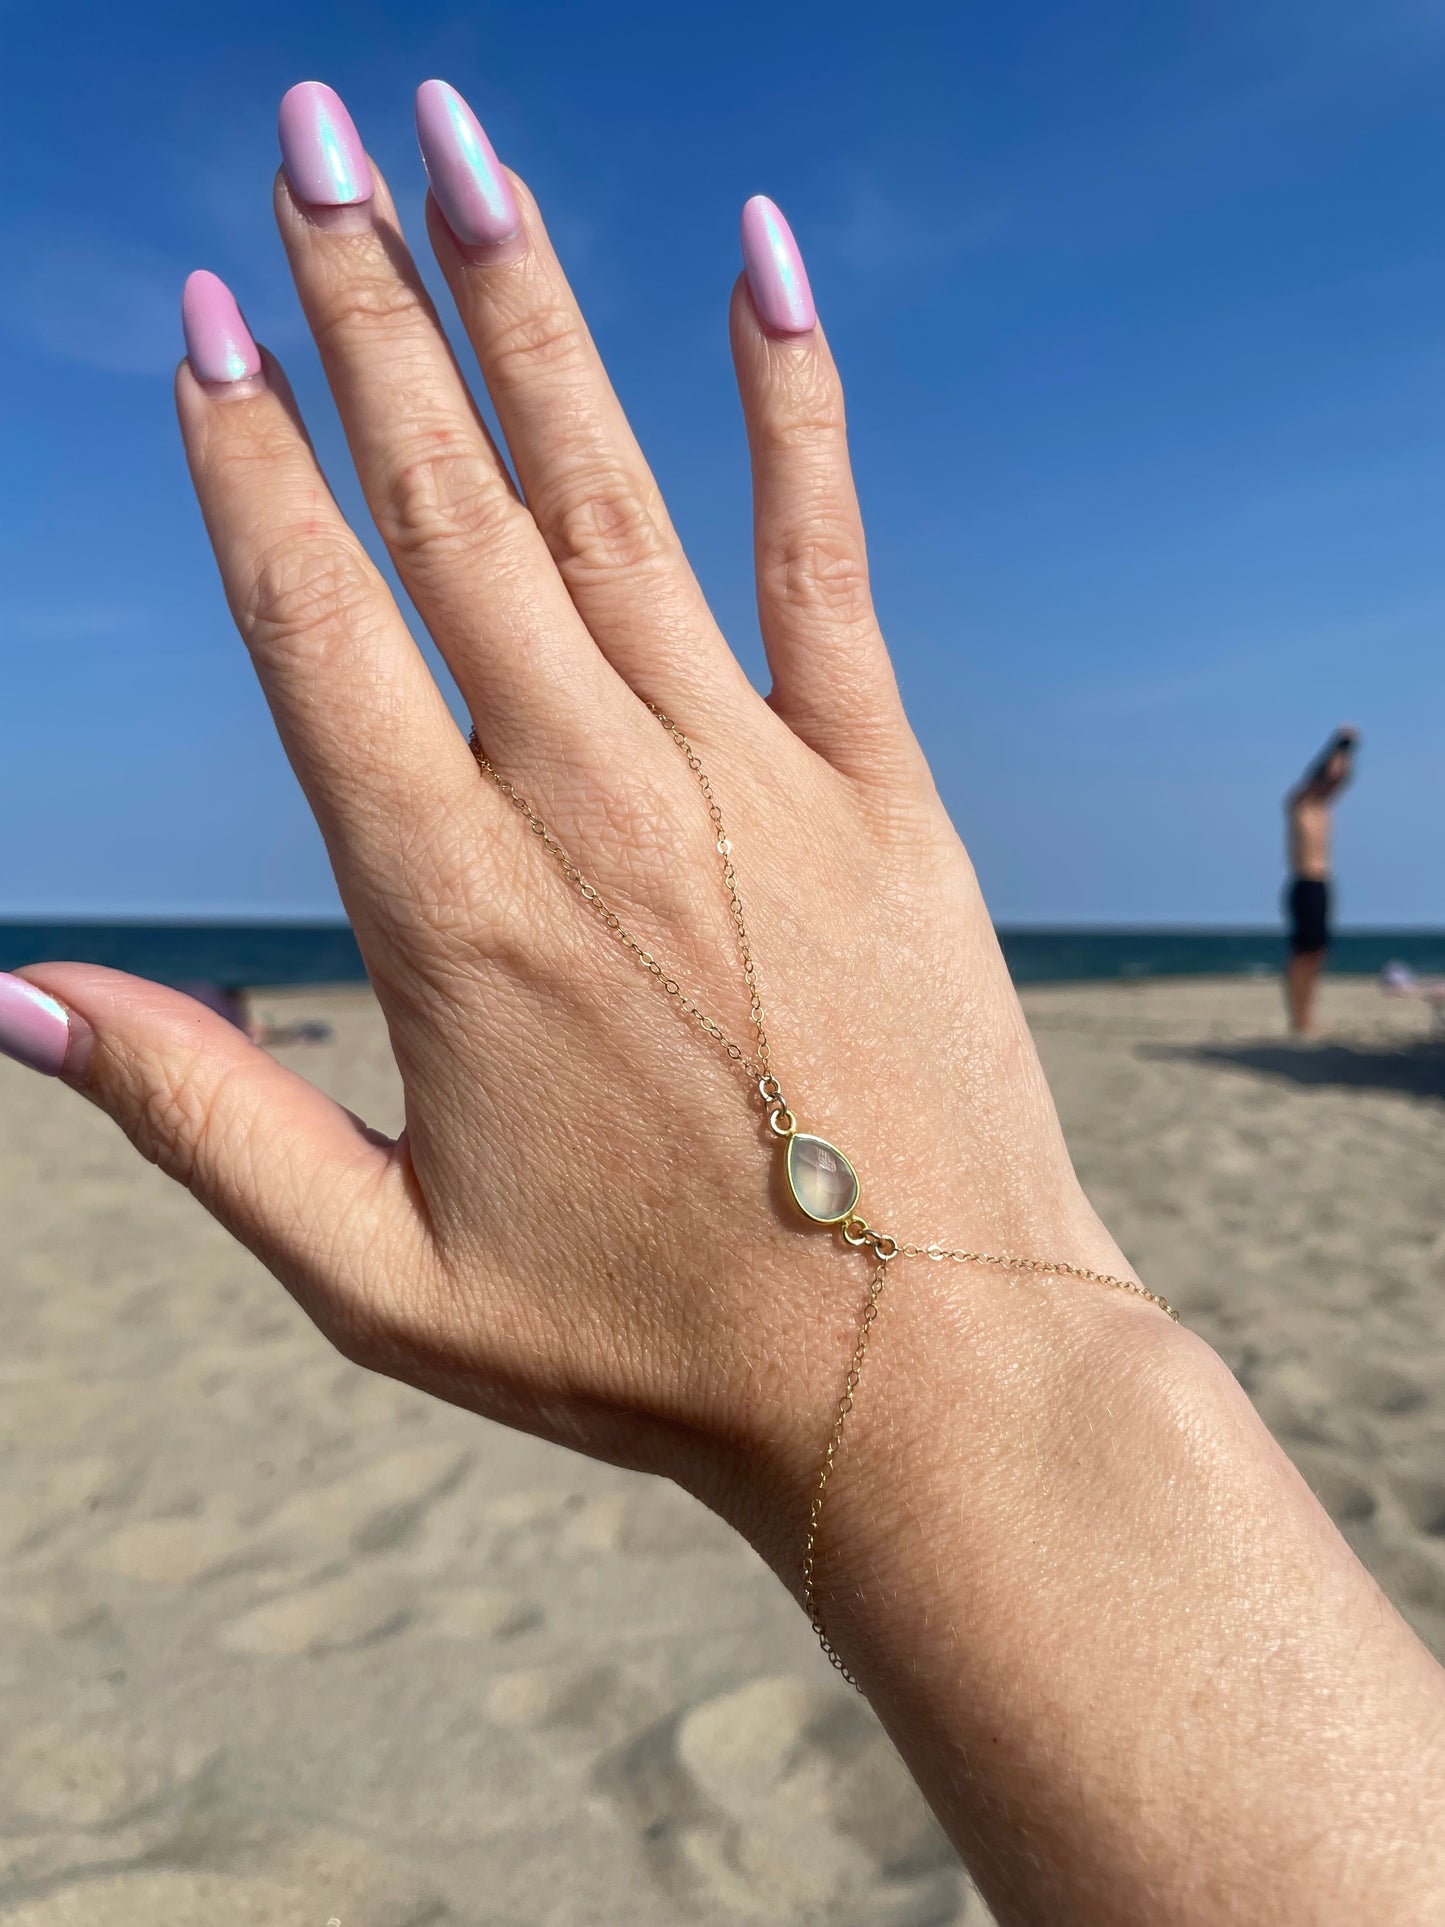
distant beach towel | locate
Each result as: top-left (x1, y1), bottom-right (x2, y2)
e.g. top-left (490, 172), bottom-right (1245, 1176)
top-left (1380, 962), bottom-right (1445, 1033)
top-left (175, 980), bottom-right (334, 1047)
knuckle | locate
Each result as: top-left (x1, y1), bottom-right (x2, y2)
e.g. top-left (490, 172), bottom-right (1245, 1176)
top-left (200, 408), bottom-right (317, 499)
top-left (240, 535), bottom-right (381, 664)
top-left (762, 516), bottom-right (874, 625)
top-left (757, 364), bottom-right (848, 453)
top-left (542, 468), bottom-right (670, 580)
top-left (123, 1056), bottom-right (242, 1196)
top-left (759, 404), bottom-right (847, 456)
top-left (486, 302), bottom-right (589, 383)
top-left (379, 437), bottom-right (522, 570)
top-left (311, 275), bottom-right (430, 353)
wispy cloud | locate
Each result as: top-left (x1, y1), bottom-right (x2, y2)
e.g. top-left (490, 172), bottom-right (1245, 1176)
top-left (1243, 0), bottom-right (1445, 67)
top-left (4, 236), bottom-right (192, 377)
top-left (817, 176), bottom-right (1008, 277)
top-left (0, 599), bottom-right (150, 644)
top-left (1, 221), bottom-right (302, 379)
top-left (1060, 592), bottom-right (1445, 722)
top-left (1063, 657), bottom-right (1248, 723)
top-left (971, 3), bottom-right (1445, 265)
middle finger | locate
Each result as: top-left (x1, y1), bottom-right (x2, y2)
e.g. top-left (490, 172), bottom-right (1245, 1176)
top-left (415, 80), bottom-right (754, 725)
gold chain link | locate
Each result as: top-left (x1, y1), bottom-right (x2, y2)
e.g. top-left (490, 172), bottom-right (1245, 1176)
top-left (470, 707), bottom-right (1178, 1688)
top-left (472, 708), bottom-right (769, 1078)
top-left (801, 1256), bottom-right (893, 1685)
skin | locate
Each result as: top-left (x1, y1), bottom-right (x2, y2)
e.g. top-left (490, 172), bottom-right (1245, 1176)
top-left (18, 167), bottom-right (1445, 1924)
top-left (1285, 731), bottom-right (1357, 1033)
top-left (1286, 942), bottom-right (1327, 1034)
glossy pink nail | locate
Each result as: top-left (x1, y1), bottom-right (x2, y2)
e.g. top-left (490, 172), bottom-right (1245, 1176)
top-left (182, 270), bottom-right (262, 386)
top-left (278, 80), bottom-right (373, 207)
top-left (0, 974), bottom-right (70, 1076)
top-left (415, 79), bottom-right (519, 247)
top-left (741, 196), bottom-right (816, 336)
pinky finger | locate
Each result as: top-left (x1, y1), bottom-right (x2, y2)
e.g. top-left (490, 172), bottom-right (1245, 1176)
top-left (732, 198), bottom-right (908, 779)
top-left (0, 965), bottom-right (425, 1356)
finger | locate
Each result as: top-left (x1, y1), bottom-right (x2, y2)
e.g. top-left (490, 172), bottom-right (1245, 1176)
top-left (732, 200), bottom-right (908, 778)
top-left (273, 84), bottom-right (633, 775)
top-left (2, 965), bottom-right (422, 1354)
top-left (176, 273), bottom-right (481, 944)
top-left (417, 80), bottom-right (753, 718)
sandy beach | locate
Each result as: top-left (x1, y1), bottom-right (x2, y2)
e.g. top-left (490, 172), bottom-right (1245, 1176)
top-left (2, 975), bottom-right (1442, 1925)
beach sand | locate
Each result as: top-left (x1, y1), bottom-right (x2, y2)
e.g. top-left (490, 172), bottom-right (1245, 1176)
top-left (2, 976), bottom-right (1441, 1924)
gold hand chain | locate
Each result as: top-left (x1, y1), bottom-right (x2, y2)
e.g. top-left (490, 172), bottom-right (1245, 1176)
top-left (471, 708), bottom-right (1178, 1691)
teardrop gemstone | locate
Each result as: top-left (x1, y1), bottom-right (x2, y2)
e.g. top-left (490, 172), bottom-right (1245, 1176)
top-left (785, 1133), bottom-right (860, 1224)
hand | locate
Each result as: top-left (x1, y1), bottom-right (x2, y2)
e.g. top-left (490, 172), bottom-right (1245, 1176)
top-left (9, 84), bottom-right (1167, 1583)
top-left (12, 86), bottom-right (1445, 1927)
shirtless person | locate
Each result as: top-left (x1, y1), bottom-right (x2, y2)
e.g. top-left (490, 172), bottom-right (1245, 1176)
top-left (1284, 725), bottom-right (1359, 1033)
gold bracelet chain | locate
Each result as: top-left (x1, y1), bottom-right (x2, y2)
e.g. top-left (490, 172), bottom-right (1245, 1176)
top-left (471, 709), bottom-right (1178, 1690)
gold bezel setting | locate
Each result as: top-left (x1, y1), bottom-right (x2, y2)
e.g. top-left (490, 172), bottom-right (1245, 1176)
top-left (784, 1132), bottom-right (860, 1225)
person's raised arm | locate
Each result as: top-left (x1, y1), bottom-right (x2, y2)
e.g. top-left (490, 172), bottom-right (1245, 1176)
top-left (1292, 724), bottom-right (1360, 805)
top-left (0, 81), bottom-right (1438, 1927)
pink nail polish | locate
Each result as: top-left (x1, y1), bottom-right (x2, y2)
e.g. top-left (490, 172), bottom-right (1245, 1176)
top-left (741, 196), bottom-right (816, 336)
top-left (415, 79), bottom-right (519, 248)
top-left (278, 81), bottom-right (373, 207)
top-left (182, 270), bottom-right (262, 386)
top-left (0, 974), bottom-right (70, 1076)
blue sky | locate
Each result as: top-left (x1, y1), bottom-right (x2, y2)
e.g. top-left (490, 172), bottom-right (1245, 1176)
top-left (3, 0), bottom-right (1444, 923)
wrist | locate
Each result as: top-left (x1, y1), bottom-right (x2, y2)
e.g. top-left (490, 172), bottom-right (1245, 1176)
top-left (800, 1258), bottom-right (1195, 1628)
top-left (714, 1217), bottom-right (1188, 1606)
top-left (767, 1278), bottom-right (1445, 1927)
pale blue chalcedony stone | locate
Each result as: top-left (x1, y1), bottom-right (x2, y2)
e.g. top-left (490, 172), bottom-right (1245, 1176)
top-left (786, 1134), bottom-right (860, 1224)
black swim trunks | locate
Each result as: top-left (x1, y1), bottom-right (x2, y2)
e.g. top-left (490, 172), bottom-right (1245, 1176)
top-left (1286, 877), bottom-right (1330, 956)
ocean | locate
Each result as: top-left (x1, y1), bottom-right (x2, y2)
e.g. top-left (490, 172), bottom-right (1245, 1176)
top-left (4, 922), bottom-right (1445, 988)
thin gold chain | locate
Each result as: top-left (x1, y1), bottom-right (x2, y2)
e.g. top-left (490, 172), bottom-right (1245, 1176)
top-left (800, 1256), bottom-right (893, 1684)
top-left (471, 709), bottom-right (770, 1079)
top-left (801, 1241), bottom-right (1177, 1689)
top-left (470, 707), bottom-right (1178, 1689)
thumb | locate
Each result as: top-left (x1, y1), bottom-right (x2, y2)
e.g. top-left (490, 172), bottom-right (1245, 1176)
top-left (0, 964), bottom-right (418, 1347)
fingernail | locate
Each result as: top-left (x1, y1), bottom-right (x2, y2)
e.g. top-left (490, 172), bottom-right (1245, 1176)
top-left (0, 974), bottom-right (71, 1077)
top-left (278, 80), bottom-right (373, 208)
top-left (741, 196), bottom-right (816, 336)
top-left (182, 270), bottom-right (262, 386)
top-left (415, 79), bottom-right (519, 248)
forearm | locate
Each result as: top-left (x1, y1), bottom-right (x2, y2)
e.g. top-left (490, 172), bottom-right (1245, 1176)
top-left (811, 1273), bottom-right (1445, 1925)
